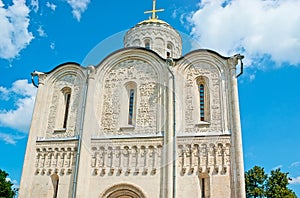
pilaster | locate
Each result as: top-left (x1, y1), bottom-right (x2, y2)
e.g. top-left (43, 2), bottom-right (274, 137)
top-left (228, 57), bottom-right (246, 198)
top-left (74, 65), bottom-right (96, 197)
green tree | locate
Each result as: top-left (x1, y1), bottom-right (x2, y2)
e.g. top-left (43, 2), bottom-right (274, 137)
top-left (245, 166), bottom-right (268, 198)
top-left (265, 168), bottom-right (297, 198)
top-left (0, 169), bottom-right (16, 198)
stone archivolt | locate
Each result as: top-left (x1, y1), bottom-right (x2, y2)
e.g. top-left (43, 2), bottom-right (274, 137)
top-left (91, 143), bottom-right (163, 176)
top-left (34, 142), bottom-right (77, 176)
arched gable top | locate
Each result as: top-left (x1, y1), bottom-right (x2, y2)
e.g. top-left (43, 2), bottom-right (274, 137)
top-left (44, 62), bottom-right (84, 74)
top-left (96, 47), bottom-right (166, 67)
top-left (178, 49), bottom-right (231, 61)
top-left (94, 47), bottom-right (169, 81)
top-left (176, 49), bottom-right (230, 75)
top-left (45, 63), bottom-right (87, 85)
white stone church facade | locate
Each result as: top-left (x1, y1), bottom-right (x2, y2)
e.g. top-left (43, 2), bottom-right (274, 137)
top-left (19, 3), bottom-right (246, 198)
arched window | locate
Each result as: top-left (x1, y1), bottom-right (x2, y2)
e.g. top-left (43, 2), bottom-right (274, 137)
top-left (144, 39), bottom-right (151, 49)
top-left (196, 77), bottom-right (210, 123)
top-left (50, 174), bottom-right (59, 198)
top-left (199, 84), bottom-right (205, 121)
top-left (55, 87), bottom-right (71, 129)
top-left (63, 92), bottom-right (71, 128)
top-left (167, 43), bottom-right (173, 58)
top-left (128, 89), bottom-right (135, 125)
top-left (61, 87), bottom-right (71, 129)
top-left (199, 174), bottom-right (210, 198)
top-left (124, 82), bottom-right (137, 126)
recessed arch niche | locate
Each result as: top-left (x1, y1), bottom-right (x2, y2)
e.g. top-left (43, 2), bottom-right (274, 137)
top-left (101, 183), bottom-right (146, 198)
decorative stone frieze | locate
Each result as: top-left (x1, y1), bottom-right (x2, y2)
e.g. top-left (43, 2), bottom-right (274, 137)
top-left (91, 138), bottom-right (163, 176)
top-left (177, 136), bottom-right (230, 175)
top-left (34, 141), bottom-right (78, 176)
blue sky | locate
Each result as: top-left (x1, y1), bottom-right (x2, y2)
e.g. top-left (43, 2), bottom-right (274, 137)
top-left (0, 0), bottom-right (300, 195)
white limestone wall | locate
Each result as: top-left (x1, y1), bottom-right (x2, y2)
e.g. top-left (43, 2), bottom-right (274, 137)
top-left (19, 63), bottom-right (87, 198)
top-left (19, 48), bottom-right (245, 197)
top-left (124, 21), bottom-right (182, 59)
top-left (175, 51), bottom-right (231, 136)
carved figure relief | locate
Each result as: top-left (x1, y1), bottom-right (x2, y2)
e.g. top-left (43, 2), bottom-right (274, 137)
top-left (178, 140), bottom-right (230, 175)
top-left (91, 144), bottom-right (162, 176)
top-left (35, 143), bottom-right (77, 176)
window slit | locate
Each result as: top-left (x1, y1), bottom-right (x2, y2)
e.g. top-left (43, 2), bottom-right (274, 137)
top-left (128, 89), bottom-right (135, 125)
top-left (201, 178), bottom-right (205, 198)
top-left (199, 84), bottom-right (205, 121)
top-left (63, 93), bottom-right (71, 128)
top-left (54, 178), bottom-right (59, 198)
top-left (145, 42), bottom-right (150, 49)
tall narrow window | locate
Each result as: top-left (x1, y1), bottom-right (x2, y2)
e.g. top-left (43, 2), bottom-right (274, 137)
top-left (199, 84), bottom-right (205, 121)
top-left (128, 89), bottom-right (135, 125)
top-left (145, 42), bottom-right (150, 49)
top-left (167, 43), bottom-right (173, 58)
top-left (51, 174), bottom-right (59, 198)
top-left (201, 178), bottom-right (205, 198)
top-left (63, 92), bottom-right (71, 128)
top-left (196, 76), bottom-right (210, 123)
top-left (144, 39), bottom-right (151, 50)
top-left (199, 176), bottom-right (210, 198)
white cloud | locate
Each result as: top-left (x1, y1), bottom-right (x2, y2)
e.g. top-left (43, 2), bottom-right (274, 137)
top-left (66, 0), bottom-right (90, 21)
top-left (291, 162), bottom-right (300, 167)
top-left (290, 176), bottom-right (300, 184)
top-left (188, 0), bottom-right (300, 68)
top-left (37, 25), bottom-right (47, 37)
top-left (46, 2), bottom-right (56, 11)
top-left (0, 86), bottom-right (9, 100)
top-left (249, 74), bottom-right (256, 82)
top-left (5, 177), bottom-right (19, 189)
top-left (50, 42), bottom-right (55, 50)
top-left (30, 0), bottom-right (39, 13)
top-left (0, 133), bottom-right (17, 145)
top-left (0, 80), bottom-right (36, 133)
top-left (0, 0), bottom-right (34, 60)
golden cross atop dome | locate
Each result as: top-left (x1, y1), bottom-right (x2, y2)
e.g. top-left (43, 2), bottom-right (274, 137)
top-left (144, 0), bottom-right (164, 20)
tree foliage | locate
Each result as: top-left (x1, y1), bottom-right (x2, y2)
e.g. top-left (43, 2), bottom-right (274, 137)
top-left (0, 169), bottom-right (16, 198)
top-left (245, 166), bottom-right (297, 198)
top-left (245, 166), bottom-right (267, 198)
top-left (265, 169), bottom-right (297, 198)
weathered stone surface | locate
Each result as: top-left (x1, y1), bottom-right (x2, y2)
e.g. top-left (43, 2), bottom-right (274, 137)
top-left (19, 13), bottom-right (245, 198)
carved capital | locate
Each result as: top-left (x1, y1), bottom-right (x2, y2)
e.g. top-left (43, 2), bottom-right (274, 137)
top-left (87, 65), bottom-right (96, 79)
top-left (228, 54), bottom-right (244, 70)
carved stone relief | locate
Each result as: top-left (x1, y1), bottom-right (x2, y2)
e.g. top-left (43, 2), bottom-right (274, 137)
top-left (177, 137), bottom-right (230, 175)
top-left (91, 141), bottom-right (162, 176)
top-left (34, 141), bottom-right (77, 176)
top-left (184, 64), bottom-right (223, 133)
top-left (47, 74), bottom-right (83, 138)
top-left (101, 59), bottom-right (159, 135)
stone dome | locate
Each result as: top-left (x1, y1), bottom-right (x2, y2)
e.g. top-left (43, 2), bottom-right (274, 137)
top-left (124, 18), bottom-right (182, 59)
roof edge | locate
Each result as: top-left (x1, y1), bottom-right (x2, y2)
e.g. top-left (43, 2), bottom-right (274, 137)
top-left (175, 49), bottom-right (231, 61)
top-left (44, 62), bottom-right (83, 74)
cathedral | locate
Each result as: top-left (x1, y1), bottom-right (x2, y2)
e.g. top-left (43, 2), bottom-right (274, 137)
top-left (19, 1), bottom-right (246, 197)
